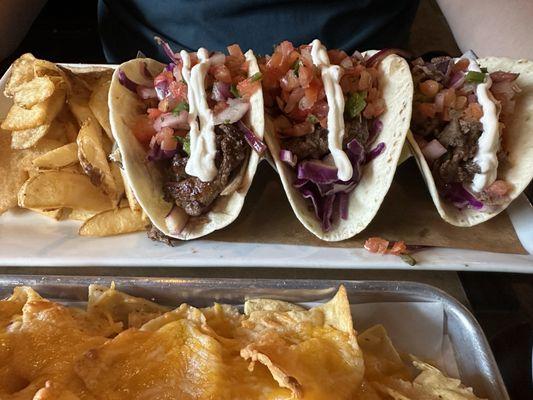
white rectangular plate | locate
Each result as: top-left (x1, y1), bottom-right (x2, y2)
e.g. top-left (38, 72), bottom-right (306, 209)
top-left (1, 63), bottom-right (532, 272)
top-left (1, 202), bottom-right (532, 271)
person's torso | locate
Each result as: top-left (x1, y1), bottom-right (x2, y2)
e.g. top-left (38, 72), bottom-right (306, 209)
top-left (98, 0), bottom-right (419, 63)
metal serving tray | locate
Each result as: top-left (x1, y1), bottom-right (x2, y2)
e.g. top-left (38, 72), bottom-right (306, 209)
top-left (0, 275), bottom-right (508, 399)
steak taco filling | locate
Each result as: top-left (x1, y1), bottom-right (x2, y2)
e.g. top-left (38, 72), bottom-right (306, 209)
top-left (410, 52), bottom-right (521, 210)
top-left (260, 40), bottom-right (387, 231)
top-left (117, 41), bottom-right (265, 226)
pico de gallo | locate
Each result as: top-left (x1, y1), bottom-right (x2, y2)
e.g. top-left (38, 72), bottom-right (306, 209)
top-left (259, 41), bottom-right (388, 231)
top-left (410, 52), bottom-right (520, 209)
top-left (118, 39), bottom-right (265, 217)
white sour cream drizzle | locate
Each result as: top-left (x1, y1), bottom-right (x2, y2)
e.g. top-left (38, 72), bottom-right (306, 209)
top-left (458, 56), bottom-right (501, 193)
top-left (181, 49), bottom-right (218, 182)
top-left (310, 39), bottom-right (353, 181)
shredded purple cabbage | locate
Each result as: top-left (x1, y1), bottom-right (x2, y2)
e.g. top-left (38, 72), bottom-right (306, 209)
top-left (147, 142), bottom-right (176, 162)
top-left (297, 160), bottom-right (339, 184)
top-left (118, 69), bottom-right (139, 93)
top-left (292, 138), bottom-right (367, 231)
top-left (141, 61), bottom-right (153, 80)
top-left (441, 183), bottom-right (483, 210)
top-left (280, 149), bottom-right (297, 167)
top-left (155, 36), bottom-right (178, 63)
top-left (236, 121), bottom-right (266, 155)
top-left (365, 142), bottom-right (386, 164)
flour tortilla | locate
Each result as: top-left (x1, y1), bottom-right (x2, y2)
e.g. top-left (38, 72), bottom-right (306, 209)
top-left (108, 51), bottom-right (264, 239)
top-left (264, 52), bottom-right (413, 241)
top-left (407, 57), bottom-right (533, 227)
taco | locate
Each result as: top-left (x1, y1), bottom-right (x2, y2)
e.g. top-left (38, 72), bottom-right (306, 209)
top-left (408, 52), bottom-right (533, 226)
top-left (260, 42), bottom-right (413, 241)
top-left (109, 41), bottom-right (265, 239)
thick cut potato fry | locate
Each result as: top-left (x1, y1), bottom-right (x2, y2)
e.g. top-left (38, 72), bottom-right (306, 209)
top-left (1, 89), bottom-right (65, 131)
top-left (4, 53), bottom-right (36, 97)
top-left (77, 118), bottom-right (117, 199)
top-left (32, 142), bottom-right (78, 169)
top-left (33, 60), bottom-right (72, 93)
top-left (18, 171), bottom-right (112, 212)
top-left (30, 207), bottom-right (70, 221)
top-left (79, 207), bottom-right (148, 237)
top-left (110, 162), bottom-right (125, 204)
top-left (68, 208), bottom-right (98, 221)
top-left (10, 124), bottom-right (51, 149)
top-left (89, 78), bottom-right (112, 139)
top-left (0, 131), bottom-right (28, 213)
top-left (13, 76), bottom-right (55, 108)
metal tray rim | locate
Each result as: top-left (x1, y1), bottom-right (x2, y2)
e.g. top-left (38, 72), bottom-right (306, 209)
top-left (0, 275), bottom-right (508, 399)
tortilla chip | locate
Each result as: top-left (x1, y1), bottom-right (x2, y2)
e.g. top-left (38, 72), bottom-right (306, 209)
top-left (4, 53), bottom-right (36, 97)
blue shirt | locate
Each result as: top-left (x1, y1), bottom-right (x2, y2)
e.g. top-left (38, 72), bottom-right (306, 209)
top-left (98, 0), bottom-right (419, 63)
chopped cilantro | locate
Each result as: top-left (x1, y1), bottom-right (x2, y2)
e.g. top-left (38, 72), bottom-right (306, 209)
top-left (465, 71), bottom-right (486, 83)
top-left (174, 135), bottom-right (191, 155)
top-left (307, 114), bottom-right (319, 124)
top-left (230, 84), bottom-right (241, 98)
top-left (250, 72), bottom-right (263, 82)
top-left (400, 254), bottom-right (417, 266)
top-left (292, 60), bottom-right (300, 77)
top-left (172, 101), bottom-right (189, 115)
top-left (345, 91), bottom-right (367, 119)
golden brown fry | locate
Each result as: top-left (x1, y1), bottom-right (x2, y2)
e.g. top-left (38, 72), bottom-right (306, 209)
top-left (110, 162), bottom-right (126, 205)
top-left (77, 118), bottom-right (118, 202)
top-left (68, 208), bottom-right (98, 221)
top-left (18, 170), bottom-right (112, 212)
top-left (13, 76), bottom-right (55, 108)
top-left (32, 142), bottom-right (78, 169)
top-left (4, 53), bottom-right (36, 97)
top-left (79, 207), bottom-right (148, 237)
top-left (0, 131), bottom-right (27, 213)
top-left (29, 207), bottom-right (70, 221)
top-left (10, 124), bottom-right (51, 150)
top-left (89, 77), bottom-right (112, 139)
top-left (1, 89), bottom-right (65, 131)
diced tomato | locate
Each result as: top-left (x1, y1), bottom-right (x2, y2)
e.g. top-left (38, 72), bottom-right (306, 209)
top-left (158, 96), bottom-right (178, 112)
top-left (289, 121), bottom-right (314, 137)
top-left (301, 79), bottom-right (320, 110)
top-left (327, 49), bottom-right (348, 65)
top-left (147, 108), bottom-right (163, 120)
top-left (371, 98), bottom-right (386, 117)
top-left (311, 100), bottom-right (329, 118)
top-left (340, 74), bottom-right (359, 94)
top-left (237, 78), bottom-right (261, 100)
top-left (168, 80), bottom-right (187, 102)
top-left (419, 80), bottom-right (440, 97)
top-left (442, 88), bottom-right (456, 107)
top-left (280, 70), bottom-right (299, 91)
top-left (453, 58), bottom-right (469, 73)
top-left (132, 115), bottom-right (156, 144)
top-left (174, 129), bottom-right (188, 138)
top-left (319, 117), bottom-right (328, 128)
top-left (227, 44), bottom-right (244, 58)
top-left (464, 102), bottom-right (483, 120)
top-left (484, 180), bottom-right (511, 198)
top-left (389, 241), bottom-right (408, 255)
top-left (213, 101), bottom-right (228, 114)
top-left (364, 237), bottom-right (389, 254)
top-left (358, 69), bottom-right (372, 91)
top-left (298, 64), bottom-right (313, 88)
top-left (210, 64), bottom-right (232, 83)
top-left (455, 95), bottom-right (467, 110)
top-left (418, 103), bottom-right (437, 119)
top-left (157, 127), bottom-right (177, 151)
